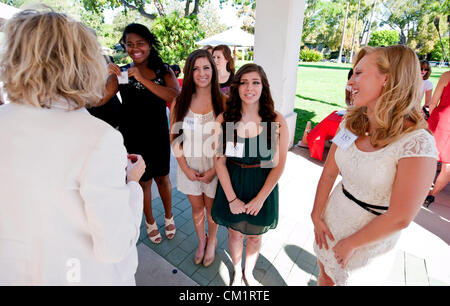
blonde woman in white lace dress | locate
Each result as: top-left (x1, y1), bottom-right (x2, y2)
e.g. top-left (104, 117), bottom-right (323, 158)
top-left (311, 45), bottom-right (438, 286)
top-left (170, 50), bottom-right (225, 267)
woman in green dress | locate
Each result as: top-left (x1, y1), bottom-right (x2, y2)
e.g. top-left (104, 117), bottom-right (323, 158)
top-left (212, 64), bottom-right (289, 286)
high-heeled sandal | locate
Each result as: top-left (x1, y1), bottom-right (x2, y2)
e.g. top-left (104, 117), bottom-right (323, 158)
top-left (145, 220), bottom-right (162, 244)
top-left (164, 215), bottom-right (176, 240)
top-left (202, 236), bottom-right (217, 267)
top-left (424, 195), bottom-right (435, 208)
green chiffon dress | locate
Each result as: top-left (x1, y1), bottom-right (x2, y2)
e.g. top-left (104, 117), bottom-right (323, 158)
top-left (211, 132), bottom-right (279, 235)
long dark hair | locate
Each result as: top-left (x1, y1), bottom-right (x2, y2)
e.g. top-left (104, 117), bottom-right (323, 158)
top-left (120, 23), bottom-right (168, 74)
top-left (213, 45), bottom-right (235, 75)
top-left (172, 49), bottom-right (224, 138)
top-left (222, 63), bottom-right (277, 147)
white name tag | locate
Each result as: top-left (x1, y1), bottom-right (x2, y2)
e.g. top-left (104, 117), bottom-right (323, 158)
top-left (182, 117), bottom-right (196, 130)
top-left (225, 141), bottom-right (244, 158)
top-left (332, 128), bottom-right (358, 151)
top-left (118, 70), bottom-right (128, 84)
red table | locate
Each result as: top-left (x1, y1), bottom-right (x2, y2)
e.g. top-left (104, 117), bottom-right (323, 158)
top-left (307, 110), bottom-right (343, 161)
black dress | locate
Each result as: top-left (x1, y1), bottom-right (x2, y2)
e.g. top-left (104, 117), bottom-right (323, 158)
top-left (118, 63), bottom-right (170, 181)
top-left (211, 132), bottom-right (279, 235)
top-left (219, 73), bottom-right (234, 96)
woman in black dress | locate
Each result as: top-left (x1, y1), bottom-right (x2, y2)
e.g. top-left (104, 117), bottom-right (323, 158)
top-left (101, 24), bottom-right (180, 244)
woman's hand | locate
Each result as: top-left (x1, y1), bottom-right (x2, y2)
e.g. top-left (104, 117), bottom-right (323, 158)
top-left (197, 168), bottom-right (216, 184)
top-left (183, 167), bottom-right (201, 181)
top-left (127, 67), bottom-right (144, 83)
top-left (332, 237), bottom-right (356, 269)
top-left (229, 198), bottom-right (246, 215)
top-left (108, 63), bottom-right (121, 77)
top-left (312, 217), bottom-right (335, 250)
top-left (126, 154), bottom-right (146, 183)
top-left (245, 195), bottom-right (265, 216)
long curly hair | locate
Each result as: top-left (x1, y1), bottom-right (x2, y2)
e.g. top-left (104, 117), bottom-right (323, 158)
top-left (345, 45), bottom-right (429, 148)
top-left (172, 49), bottom-right (224, 138)
top-left (222, 63), bottom-right (277, 148)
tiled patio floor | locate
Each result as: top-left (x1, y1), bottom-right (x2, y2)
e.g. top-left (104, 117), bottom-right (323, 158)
top-left (136, 146), bottom-right (450, 286)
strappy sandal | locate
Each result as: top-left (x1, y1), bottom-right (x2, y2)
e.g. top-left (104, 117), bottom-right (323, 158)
top-left (145, 220), bottom-right (162, 244)
top-left (164, 215), bottom-right (176, 240)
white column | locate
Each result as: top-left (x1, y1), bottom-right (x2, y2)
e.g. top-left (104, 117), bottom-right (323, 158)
top-left (253, 0), bottom-right (306, 147)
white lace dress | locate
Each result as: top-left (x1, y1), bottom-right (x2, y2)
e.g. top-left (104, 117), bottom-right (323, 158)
top-left (313, 128), bottom-right (438, 285)
top-left (176, 109), bottom-right (218, 199)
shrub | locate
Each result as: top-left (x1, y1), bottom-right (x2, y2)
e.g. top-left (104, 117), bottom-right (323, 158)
top-left (299, 47), bottom-right (323, 62)
top-left (368, 30), bottom-right (399, 47)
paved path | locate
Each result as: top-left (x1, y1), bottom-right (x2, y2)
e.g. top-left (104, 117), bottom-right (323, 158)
top-left (135, 146), bottom-right (450, 286)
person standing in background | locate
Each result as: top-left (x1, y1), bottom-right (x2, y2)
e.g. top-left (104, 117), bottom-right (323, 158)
top-left (213, 45), bottom-right (235, 97)
top-left (420, 60), bottom-right (433, 120)
top-left (424, 70), bottom-right (450, 207)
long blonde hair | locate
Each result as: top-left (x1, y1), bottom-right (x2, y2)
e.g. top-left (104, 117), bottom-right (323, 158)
top-left (345, 45), bottom-right (428, 147)
top-left (0, 8), bottom-right (107, 109)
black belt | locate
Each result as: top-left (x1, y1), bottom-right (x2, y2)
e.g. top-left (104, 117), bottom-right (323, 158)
top-left (342, 185), bottom-right (388, 216)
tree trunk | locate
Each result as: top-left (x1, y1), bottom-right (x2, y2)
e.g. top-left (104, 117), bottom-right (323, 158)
top-left (185, 0), bottom-right (192, 17)
top-left (192, 0), bottom-right (200, 15)
top-left (119, 0), bottom-right (157, 20)
top-left (153, 0), bottom-right (166, 17)
top-left (349, 0), bottom-right (361, 63)
top-left (363, 0), bottom-right (377, 45)
top-left (338, 1), bottom-right (350, 63)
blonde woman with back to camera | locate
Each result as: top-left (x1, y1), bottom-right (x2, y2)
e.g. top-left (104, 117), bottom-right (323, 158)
top-left (311, 45), bottom-right (438, 286)
top-left (0, 9), bottom-right (146, 285)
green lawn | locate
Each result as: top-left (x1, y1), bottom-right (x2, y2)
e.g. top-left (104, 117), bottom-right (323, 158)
top-left (293, 62), bottom-right (449, 143)
top-left (237, 60), bottom-right (449, 143)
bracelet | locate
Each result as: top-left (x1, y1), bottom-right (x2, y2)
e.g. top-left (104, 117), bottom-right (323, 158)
top-left (228, 197), bottom-right (237, 204)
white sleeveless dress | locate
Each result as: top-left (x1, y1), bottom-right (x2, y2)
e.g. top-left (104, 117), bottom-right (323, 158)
top-left (314, 127), bottom-right (438, 285)
top-left (176, 109), bottom-right (218, 199)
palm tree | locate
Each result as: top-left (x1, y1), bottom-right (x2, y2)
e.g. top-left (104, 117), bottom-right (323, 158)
top-left (349, 0), bottom-right (361, 63)
top-left (338, 0), bottom-right (350, 63)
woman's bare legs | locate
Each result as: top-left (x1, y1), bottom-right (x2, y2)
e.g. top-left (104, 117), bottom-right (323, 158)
top-left (203, 194), bottom-right (218, 266)
top-left (429, 163), bottom-right (450, 198)
top-left (188, 194), bottom-right (207, 264)
top-left (140, 180), bottom-right (162, 243)
top-left (243, 235), bottom-right (262, 285)
top-left (229, 228), bottom-right (245, 285)
top-left (317, 260), bottom-right (335, 286)
top-left (154, 175), bottom-right (175, 237)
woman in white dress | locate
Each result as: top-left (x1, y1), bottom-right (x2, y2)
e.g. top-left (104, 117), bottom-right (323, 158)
top-left (311, 45), bottom-right (438, 286)
top-left (170, 50), bottom-right (225, 267)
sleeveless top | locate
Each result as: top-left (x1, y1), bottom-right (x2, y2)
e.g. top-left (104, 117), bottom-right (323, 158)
top-left (212, 126), bottom-right (279, 235)
top-left (176, 109), bottom-right (218, 198)
top-left (118, 63), bottom-right (171, 180)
